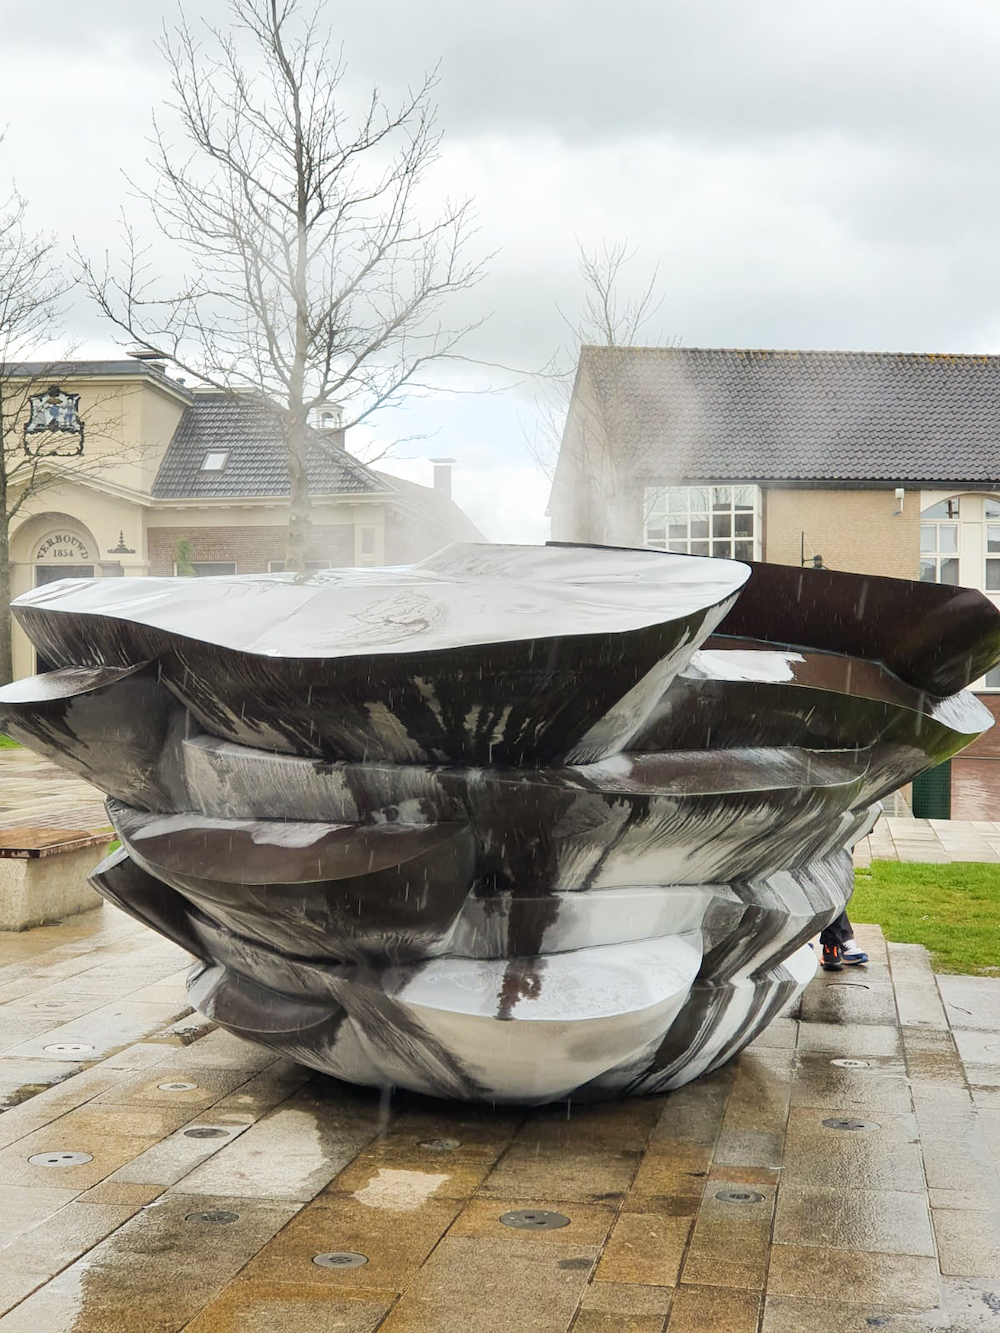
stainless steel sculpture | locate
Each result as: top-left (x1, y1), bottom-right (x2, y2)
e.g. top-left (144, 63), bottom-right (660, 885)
top-left (2, 543), bottom-right (998, 1104)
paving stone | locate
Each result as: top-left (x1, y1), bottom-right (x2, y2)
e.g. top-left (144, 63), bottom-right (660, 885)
top-left (0, 1104), bottom-right (192, 1190)
top-left (0, 1201), bottom-right (136, 1317)
top-left (239, 1195), bottom-right (462, 1294)
top-left (0, 1057), bottom-right (81, 1108)
top-left (91, 1064), bottom-right (251, 1110)
top-left (774, 1185), bottom-right (934, 1256)
top-left (720, 1051), bottom-right (793, 1131)
top-left (796, 1022), bottom-right (901, 1057)
top-left (629, 1145), bottom-right (712, 1197)
top-left (106, 1119), bottom-right (253, 1188)
top-left (0, 1183), bottom-right (80, 1246)
top-left (450, 1196), bottom-right (614, 1247)
top-left (478, 1147), bottom-right (638, 1203)
top-left (762, 1295), bottom-right (938, 1332)
top-left (594, 1212), bottom-right (692, 1286)
top-left (798, 976), bottom-right (898, 1027)
top-left (934, 1209), bottom-right (1000, 1278)
top-left (954, 1029), bottom-right (1000, 1065)
top-left (667, 1285), bottom-right (760, 1332)
top-left (182, 1282), bottom-right (396, 1333)
top-left (743, 1017), bottom-right (797, 1050)
top-left (765, 1244), bottom-right (941, 1308)
top-left (0, 1193), bottom-right (297, 1332)
top-left (928, 1187), bottom-right (1000, 1210)
top-left (788, 1055), bottom-right (913, 1114)
top-left (2, 999), bottom-right (193, 1062)
top-left (780, 1107), bottom-right (926, 1191)
top-left (323, 1140), bottom-right (501, 1202)
top-left (679, 1180), bottom-right (775, 1291)
top-left (514, 1098), bottom-right (663, 1152)
top-left (711, 1129), bottom-right (783, 1170)
top-left (939, 976), bottom-right (1000, 1032)
top-left (577, 1281), bottom-right (672, 1319)
top-left (165, 1028), bottom-right (276, 1071)
top-left (375, 1235), bottom-right (596, 1333)
top-left (171, 1101), bottom-right (377, 1202)
top-left (649, 1076), bottom-right (731, 1148)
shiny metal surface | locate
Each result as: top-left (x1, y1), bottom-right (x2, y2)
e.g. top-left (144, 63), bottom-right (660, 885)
top-left (2, 541), bottom-right (998, 1104)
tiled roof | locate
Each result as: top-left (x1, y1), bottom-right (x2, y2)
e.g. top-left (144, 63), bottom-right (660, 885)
top-left (152, 393), bottom-right (389, 499)
top-left (372, 471), bottom-right (485, 542)
top-left (575, 346), bottom-right (1000, 485)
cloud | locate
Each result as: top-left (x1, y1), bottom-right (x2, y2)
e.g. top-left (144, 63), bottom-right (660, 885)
top-left (4, 0), bottom-right (1000, 541)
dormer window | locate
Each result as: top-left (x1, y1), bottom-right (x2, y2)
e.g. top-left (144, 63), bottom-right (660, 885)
top-left (201, 451), bottom-right (229, 471)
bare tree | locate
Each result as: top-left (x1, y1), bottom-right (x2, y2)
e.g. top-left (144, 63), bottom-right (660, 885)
top-left (0, 186), bottom-right (137, 684)
top-left (534, 240), bottom-right (673, 544)
top-left (80, 0), bottom-right (487, 572)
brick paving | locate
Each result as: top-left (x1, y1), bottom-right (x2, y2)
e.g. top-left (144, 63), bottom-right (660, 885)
top-left (0, 909), bottom-right (998, 1329)
top-left (6, 751), bottom-right (1000, 1326)
top-left (0, 751), bottom-right (108, 836)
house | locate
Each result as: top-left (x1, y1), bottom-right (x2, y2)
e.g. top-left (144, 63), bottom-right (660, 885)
top-left (6, 357), bottom-right (483, 680)
top-left (549, 345), bottom-right (1000, 819)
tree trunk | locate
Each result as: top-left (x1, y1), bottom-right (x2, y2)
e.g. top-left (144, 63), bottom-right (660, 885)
top-left (0, 513), bottom-right (12, 686)
top-left (285, 406), bottom-right (311, 574)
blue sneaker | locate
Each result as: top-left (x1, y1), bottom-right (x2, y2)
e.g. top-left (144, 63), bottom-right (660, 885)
top-left (842, 939), bottom-right (868, 965)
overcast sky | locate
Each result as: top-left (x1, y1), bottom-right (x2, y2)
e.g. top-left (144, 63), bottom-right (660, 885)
top-left (4, 0), bottom-right (1000, 541)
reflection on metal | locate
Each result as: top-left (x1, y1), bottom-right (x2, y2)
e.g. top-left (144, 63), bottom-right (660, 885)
top-left (500, 1210), bottom-right (571, 1231)
top-left (714, 1189), bottom-right (765, 1204)
top-left (821, 1118), bottom-right (880, 1132)
top-left (28, 1151), bottom-right (93, 1166)
top-left (418, 1139), bottom-right (461, 1151)
top-left (43, 1043), bottom-right (94, 1055)
top-left (830, 1059), bottom-right (872, 1069)
top-left (183, 1127), bottom-right (229, 1139)
top-left (2, 543), bottom-right (999, 1106)
top-left (185, 1210), bottom-right (240, 1225)
top-left (312, 1252), bottom-right (369, 1268)
top-left (158, 1081), bottom-right (198, 1091)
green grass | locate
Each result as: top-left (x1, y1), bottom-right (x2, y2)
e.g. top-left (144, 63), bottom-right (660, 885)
top-left (853, 859), bottom-right (1000, 975)
top-left (0, 735), bottom-right (19, 749)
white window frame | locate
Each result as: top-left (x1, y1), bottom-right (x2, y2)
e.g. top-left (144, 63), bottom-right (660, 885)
top-left (267, 559), bottom-right (332, 573)
top-left (643, 485), bottom-right (762, 561)
top-left (919, 499), bottom-right (960, 586)
top-left (174, 561), bottom-right (237, 577)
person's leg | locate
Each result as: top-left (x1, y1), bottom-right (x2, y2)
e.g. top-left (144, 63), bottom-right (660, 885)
top-left (819, 911), bottom-right (851, 970)
top-left (819, 912), bottom-right (851, 948)
top-left (818, 912), bottom-right (868, 968)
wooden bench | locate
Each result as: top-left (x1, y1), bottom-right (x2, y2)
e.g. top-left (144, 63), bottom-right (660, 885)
top-left (0, 827), bottom-right (111, 931)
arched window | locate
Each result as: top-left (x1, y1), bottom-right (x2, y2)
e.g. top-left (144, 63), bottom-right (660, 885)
top-left (919, 498), bottom-right (960, 584)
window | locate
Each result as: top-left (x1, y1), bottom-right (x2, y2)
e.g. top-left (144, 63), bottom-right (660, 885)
top-left (985, 666), bottom-right (1000, 690)
top-left (200, 451), bottom-right (229, 471)
top-left (267, 560), bottom-right (331, 573)
top-left (174, 561), bottom-right (237, 576)
top-left (920, 498), bottom-right (959, 585)
top-left (644, 485), bottom-right (761, 560)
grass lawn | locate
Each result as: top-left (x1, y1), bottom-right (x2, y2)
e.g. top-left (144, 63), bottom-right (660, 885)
top-left (0, 735), bottom-right (19, 749)
top-left (853, 859), bottom-right (1000, 975)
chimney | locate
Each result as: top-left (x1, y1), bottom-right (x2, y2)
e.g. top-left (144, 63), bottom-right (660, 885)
top-left (430, 456), bottom-right (456, 500)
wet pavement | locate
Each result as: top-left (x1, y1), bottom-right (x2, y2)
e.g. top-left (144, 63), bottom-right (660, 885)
top-left (0, 751), bottom-right (107, 836)
top-left (1, 909), bottom-right (1000, 1329)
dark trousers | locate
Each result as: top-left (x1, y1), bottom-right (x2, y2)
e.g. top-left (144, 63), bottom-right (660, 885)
top-left (820, 912), bottom-right (852, 948)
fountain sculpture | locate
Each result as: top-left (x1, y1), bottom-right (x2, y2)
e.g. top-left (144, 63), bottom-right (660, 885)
top-left (1, 542), bottom-right (997, 1102)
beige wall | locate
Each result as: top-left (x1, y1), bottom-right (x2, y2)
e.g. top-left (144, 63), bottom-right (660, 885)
top-left (763, 487), bottom-right (920, 579)
top-left (11, 373), bottom-right (188, 496)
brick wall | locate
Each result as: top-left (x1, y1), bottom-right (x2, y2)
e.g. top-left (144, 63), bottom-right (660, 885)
top-left (951, 757), bottom-right (1000, 820)
top-left (763, 488), bottom-right (920, 580)
top-left (943, 696), bottom-right (1000, 820)
top-left (147, 524), bottom-right (354, 576)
